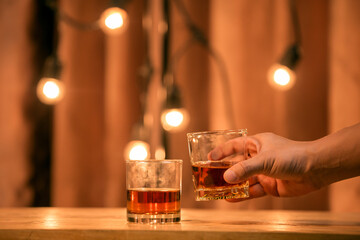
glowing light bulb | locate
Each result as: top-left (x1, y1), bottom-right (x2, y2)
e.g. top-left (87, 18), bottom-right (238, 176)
top-left (36, 78), bottom-right (64, 105)
top-left (268, 64), bottom-right (296, 91)
top-left (274, 68), bottom-right (290, 86)
top-left (124, 140), bottom-right (150, 160)
top-left (105, 12), bottom-right (123, 29)
top-left (99, 7), bottom-right (129, 35)
top-left (155, 147), bottom-right (166, 160)
top-left (43, 81), bottom-right (60, 98)
top-left (165, 110), bottom-right (183, 127)
top-left (161, 108), bottom-right (189, 132)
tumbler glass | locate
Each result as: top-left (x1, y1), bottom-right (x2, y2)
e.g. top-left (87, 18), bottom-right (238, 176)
top-left (187, 129), bottom-right (249, 201)
top-left (126, 159), bottom-right (182, 223)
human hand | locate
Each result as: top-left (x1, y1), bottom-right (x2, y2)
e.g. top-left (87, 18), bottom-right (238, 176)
top-left (208, 133), bottom-right (322, 200)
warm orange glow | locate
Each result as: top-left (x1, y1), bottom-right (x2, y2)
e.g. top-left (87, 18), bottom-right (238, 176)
top-left (124, 140), bottom-right (150, 160)
top-left (161, 108), bottom-right (189, 132)
top-left (268, 64), bottom-right (296, 91)
top-left (44, 213), bottom-right (59, 228)
top-left (36, 77), bottom-right (64, 105)
top-left (155, 147), bottom-right (166, 160)
top-left (99, 7), bottom-right (129, 35)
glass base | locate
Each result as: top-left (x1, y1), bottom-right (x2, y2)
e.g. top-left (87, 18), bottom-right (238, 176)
top-left (195, 181), bottom-right (249, 201)
top-left (127, 212), bottom-right (181, 224)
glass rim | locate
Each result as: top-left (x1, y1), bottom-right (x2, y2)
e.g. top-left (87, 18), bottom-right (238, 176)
top-left (125, 159), bottom-right (183, 164)
top-left (187, 129), bottom-right (247, 138)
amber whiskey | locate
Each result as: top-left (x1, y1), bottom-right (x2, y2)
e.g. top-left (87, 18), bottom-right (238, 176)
top-left (127, 188), bottom-right (181, 223)
top-left (192, 161), bottom-right (249, 201)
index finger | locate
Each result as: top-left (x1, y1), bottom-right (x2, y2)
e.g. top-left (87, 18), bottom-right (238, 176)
top-left (208, 137), bottom-right (247, 160)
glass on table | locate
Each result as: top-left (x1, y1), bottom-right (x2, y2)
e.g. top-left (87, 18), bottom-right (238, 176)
top-left (126, 159), bottom-right (182, 223)
top-left (187, 129), bottom-right (249, 201)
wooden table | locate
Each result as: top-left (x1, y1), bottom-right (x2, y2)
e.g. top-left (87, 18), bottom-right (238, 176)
top-left (0, 208), bottom-right (359, 239)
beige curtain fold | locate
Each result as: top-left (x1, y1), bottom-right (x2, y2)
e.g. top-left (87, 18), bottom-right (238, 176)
top-left (52, 0), bottom-right (145, 207)
top-left (52, 0), bottom-right (108, 206)
top-left (0, 0), bottom-right (34, 207)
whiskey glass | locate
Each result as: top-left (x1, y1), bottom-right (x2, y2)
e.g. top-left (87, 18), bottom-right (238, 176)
top-left (126, 159), bottom-right (182, 223)
top-left (187, 129), bottom-right (249, 201)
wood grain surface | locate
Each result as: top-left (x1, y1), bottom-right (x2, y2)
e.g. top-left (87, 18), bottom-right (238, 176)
top-left (0, 208), bottom-right (359, 239)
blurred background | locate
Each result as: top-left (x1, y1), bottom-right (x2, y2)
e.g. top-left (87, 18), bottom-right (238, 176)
top-left (0, 0), bottom-right (359, 211)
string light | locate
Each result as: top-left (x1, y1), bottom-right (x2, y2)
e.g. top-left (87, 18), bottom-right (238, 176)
top-left (124, 120), bottom-right (150, 160)
top-left (160, 74), bottom-right (189, 132)
top-left (37, 55), bottom-right (64, 105)
top-left (268, 0), bottom-right (302, 91)
top-left (99, 6), bottom-right (129, 35)
top-left (124, 0), bottom-right (152, 160)
top-left (46, 0), bottom-right (130, 34)
top-left (37, 77), bottom-right (64, 104)
top-left (124, 140), bottom-right (150, 160)
top-left (161, 108), bottom-right (189, 132)
top-left (268, 44), bottom-right (300, 91)
top-left (168, 0), bottom-right (235, 129)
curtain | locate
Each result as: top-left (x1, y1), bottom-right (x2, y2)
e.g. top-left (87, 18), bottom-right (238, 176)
top-left (0, 0), bottom-right (34, 207)
top-left (52, 0), bottom-right (144, 206)
top-left (0, 0), bottom-right (359, 211)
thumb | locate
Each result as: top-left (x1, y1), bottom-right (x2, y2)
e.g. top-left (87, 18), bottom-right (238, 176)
top-left (224, 154), bottom-right (267, 183)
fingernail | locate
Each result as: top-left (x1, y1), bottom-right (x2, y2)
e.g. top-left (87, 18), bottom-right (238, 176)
top-left (224, 169), bottom-right (238, 183)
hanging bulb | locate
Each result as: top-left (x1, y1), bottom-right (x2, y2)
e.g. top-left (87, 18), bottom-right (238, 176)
top-left (124, 140), bottom-right (150, 160)
top-left (268, 44), bottom-right (300, 91)
top-left (99, 7), bottom-right (129, 35)
top-left (268, 64), bottom-right (296, 91)
top-left (161, 108), bottom-right (189, 132)
top-left (37, 77), bottom-right (64, 104)
top-left (37, 55), bottom-right (64, 104)
top-left (160, 75), bottom-right (190, 132)
top-left (124, 120), bottom-right (150, 160)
